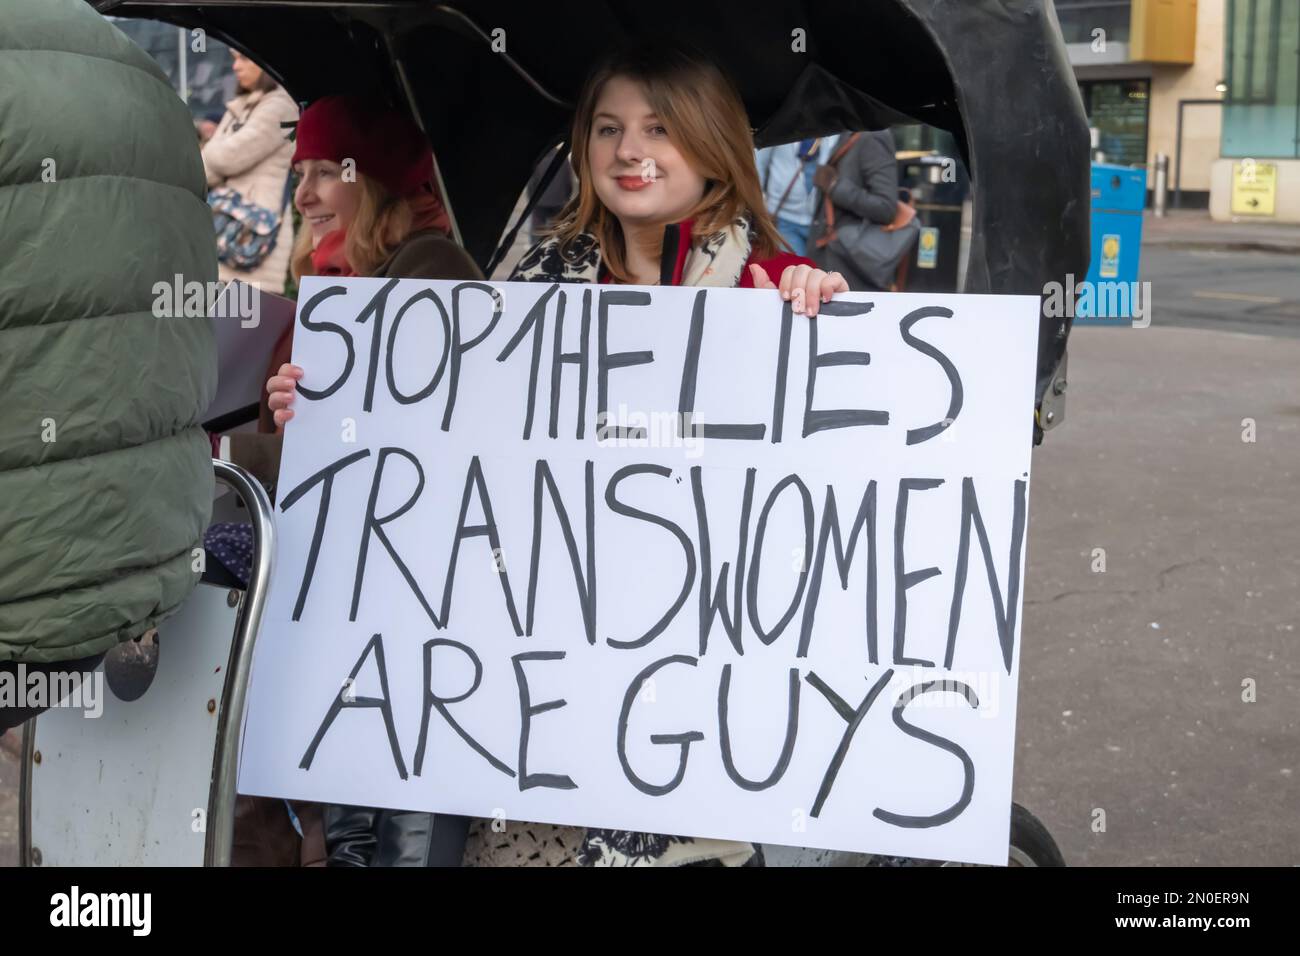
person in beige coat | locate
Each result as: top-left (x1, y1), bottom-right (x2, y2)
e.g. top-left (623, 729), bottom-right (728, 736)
top-left (202, 52), bottom-right (298, 293)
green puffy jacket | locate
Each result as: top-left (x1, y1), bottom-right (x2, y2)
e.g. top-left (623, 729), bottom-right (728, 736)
top-left (0, 0), bottom-right (217, 663)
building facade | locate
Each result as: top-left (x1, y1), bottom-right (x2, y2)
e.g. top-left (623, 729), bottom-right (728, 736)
top-left (1056, 0), bottom-right (1299, 223)
top-left (110, 18), bottom-right (237, 122)
top-left (1057, 0), bottom-right (1226, 207)
top-left (1209, 0), bottom-right (1300, 221)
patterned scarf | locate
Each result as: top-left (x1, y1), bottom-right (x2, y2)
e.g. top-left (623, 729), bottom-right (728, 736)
top-left (510, 214), bottom-right (756, 289)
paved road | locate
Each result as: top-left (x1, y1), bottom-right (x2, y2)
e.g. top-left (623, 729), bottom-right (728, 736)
top-left (1013, 322), bottom-right (1299, 866)
top-left (1140, 245), bottom-right (1300, 339)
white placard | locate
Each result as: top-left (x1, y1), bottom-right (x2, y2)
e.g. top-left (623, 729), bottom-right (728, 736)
top-left (238, 277), bottom-right (1040, 865)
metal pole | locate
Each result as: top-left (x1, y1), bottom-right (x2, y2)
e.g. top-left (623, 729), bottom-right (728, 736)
top-left (1153, 154), bottom-right (1168, 217)
top-left (206, 460), bottom-right (275, 867)
top-left (176, 26), bottom-right (189, 104)
top-left (1174, 100), bottom-right (1185, 209)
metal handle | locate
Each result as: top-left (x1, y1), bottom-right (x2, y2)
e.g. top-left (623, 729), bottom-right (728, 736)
top-left (207, 459), bottom-right (276, 866)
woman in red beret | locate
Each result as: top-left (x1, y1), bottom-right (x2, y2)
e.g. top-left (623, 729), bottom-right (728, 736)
top-left (261, 93), bottom-right (480, 431)
top-left (259, 94), bottom-right (478, 868)
top-left (284, 94), bottom-right (475, 283)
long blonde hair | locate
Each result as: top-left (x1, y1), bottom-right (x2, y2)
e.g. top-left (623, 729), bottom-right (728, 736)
top-left (290, 172), bottom-right (415, 281)
top-left (551, 45), bottom-right (788, 284)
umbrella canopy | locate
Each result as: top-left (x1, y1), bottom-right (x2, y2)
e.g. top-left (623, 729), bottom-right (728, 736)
top-left (95, 0), bottom-right (1088, 407)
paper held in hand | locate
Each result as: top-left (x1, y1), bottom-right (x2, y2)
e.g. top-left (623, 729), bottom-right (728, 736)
top-left (237, 277), bottom-right (1040, 866)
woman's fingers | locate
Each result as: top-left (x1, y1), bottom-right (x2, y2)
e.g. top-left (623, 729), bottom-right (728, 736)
top-left (780, 265), bottom-right (816, 318)
top-left (267, 362), bottom-right (303, 425)
top-left (748, 263), bottom-right (776, 289)
top-left (267, 364), bottom-right (304, 427)
top-left (822, 271), bottom-right (850, 298)
top-left (778, 263), bottom-right (811, 303)
top-left (268, 364), bottom-right (301, 388)
top-left (267, 363), bottom-right (301, 391)
top-left (804, 269), bottom-right (851, 317)
top-left (775, 268), bottom-right (850, 318)
top-left (777, 265), bottom-right (795, 299)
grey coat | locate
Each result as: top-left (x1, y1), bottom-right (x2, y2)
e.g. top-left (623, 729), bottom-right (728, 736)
top-left (810, 129), bottom-right (900, 290)
top-left (827, 128), bottom-right (899, 227)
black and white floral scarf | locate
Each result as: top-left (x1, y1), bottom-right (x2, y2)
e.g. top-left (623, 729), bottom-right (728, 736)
top-left (477, 215), bottom-right (760, 868)
top-left (510, 214), bottom-right (756, 289)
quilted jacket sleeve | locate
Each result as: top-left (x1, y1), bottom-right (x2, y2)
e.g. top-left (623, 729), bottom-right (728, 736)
top-left (0, 0), bottom-right (218, 663)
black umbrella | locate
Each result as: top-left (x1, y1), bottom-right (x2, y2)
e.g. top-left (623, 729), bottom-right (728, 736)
top-left (96, 0), bottom-right (1087, 421)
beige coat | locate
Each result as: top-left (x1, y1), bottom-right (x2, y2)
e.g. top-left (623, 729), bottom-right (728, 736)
top-left (202, 86), bottom-right (298, 293)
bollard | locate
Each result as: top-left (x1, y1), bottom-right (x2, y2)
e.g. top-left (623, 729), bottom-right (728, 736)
top-left (1153, 154), bottom-right (1168, 218)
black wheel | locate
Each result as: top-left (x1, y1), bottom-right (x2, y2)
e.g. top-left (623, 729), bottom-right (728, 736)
top-left (1005, 802), bottom-right (1066, 867)
top-left (938, 802), bottom-right (1066, 867)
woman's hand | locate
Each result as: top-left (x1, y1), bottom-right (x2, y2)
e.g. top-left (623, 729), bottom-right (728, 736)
top-left (267, 363), bottom-right (304, 427)
top-left (748, 263), bottom-right (849, 317)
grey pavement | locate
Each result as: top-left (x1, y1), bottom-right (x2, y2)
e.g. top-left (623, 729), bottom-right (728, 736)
top-left (1143, 208), bottom-right (1300, 255)
top-left (1013, 324), bottom-right (1299, 866)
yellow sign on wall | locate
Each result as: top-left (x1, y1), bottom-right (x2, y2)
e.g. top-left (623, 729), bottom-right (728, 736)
top-left (1231, 161), bottom-right (1277, 216)
top-left (1130, 0), bottom-right (1197, 65)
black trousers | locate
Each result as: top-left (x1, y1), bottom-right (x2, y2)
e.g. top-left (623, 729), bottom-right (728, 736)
top-left (0, 653), bottom-right (106, 734)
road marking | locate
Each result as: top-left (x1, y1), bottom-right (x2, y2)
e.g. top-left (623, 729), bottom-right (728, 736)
top-left (1191, 290), bottom-right (1284, 304)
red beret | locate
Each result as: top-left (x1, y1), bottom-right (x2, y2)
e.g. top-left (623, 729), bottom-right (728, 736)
top-left (291, 95), bottom-right (434, 198)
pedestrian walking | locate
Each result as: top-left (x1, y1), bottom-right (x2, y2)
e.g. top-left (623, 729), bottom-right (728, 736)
top-left (810, 128), bottom-right (918, 291)
top-left (202, 51), bottom-right (299, 294)
top-left (755, 136), bottom-right (837, 256)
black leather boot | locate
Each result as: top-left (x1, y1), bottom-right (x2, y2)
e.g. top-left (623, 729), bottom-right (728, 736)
top-left (324, 805), bottom-right (471, 867)
top-left (322, 804), bottom-right (379, 867)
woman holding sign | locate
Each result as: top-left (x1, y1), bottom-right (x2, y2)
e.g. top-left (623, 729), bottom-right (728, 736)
top-left (248, 94), bottom-right (481, 868)
top-left (499, 44), bottom-right (848, 868)
top-left (259, 94), bottom-right (481, 431)
top-left (267, 49), bottom-right (850, 867)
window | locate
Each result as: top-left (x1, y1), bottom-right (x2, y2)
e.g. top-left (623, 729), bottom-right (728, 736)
top-left (1222, 0), bottom-right (1300, 158)
top-left (1079, 79), bottom-right (1150, 167)
top-left (1054, 0), bottom-right (1132, 46)
top-left (1226, 0), bottom-right (1283, 104)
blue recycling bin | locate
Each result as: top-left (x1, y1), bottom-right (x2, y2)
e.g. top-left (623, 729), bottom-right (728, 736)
top-left (1078, 163), bottom-right (1146, 322)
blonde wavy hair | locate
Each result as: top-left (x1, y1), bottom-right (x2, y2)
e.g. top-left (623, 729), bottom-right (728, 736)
top-left (551, 45), bottom-right (788, 284)
top-left (290, 172), bottom-right (416, 281)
